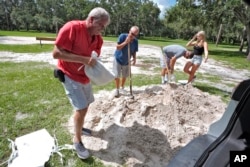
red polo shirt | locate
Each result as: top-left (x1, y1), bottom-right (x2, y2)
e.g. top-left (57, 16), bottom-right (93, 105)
top-left (55, 20), bottom-right (103, 84)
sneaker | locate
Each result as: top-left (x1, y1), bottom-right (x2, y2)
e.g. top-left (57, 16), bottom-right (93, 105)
top-left (74, 141), bottom-right (90, 159)
top-left (82, 128), bottom-right (92, 136)
top-left (114, 89), bottom-right (119, 97)
top-left (120, 87), bottom-right (126, 94)
top-left (170, 74), bottom-right (176, 83)
top-left (164, 78), bottom-right (168, 83)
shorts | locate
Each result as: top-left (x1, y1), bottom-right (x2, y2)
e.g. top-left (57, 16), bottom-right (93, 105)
top-left (191, 55), bottom-right (203, 65)
top-left (113, 58), bottom-right (129, 78)
top-left (160, 53), bottom-right (171, 69)
top-left (62, 75), bottom-right (94, 111)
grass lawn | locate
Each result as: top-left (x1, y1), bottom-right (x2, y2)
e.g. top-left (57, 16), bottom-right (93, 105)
top-left (0, 30), bottom-right (249, 166)
top-left (0, 62), bottom-right (107, 166)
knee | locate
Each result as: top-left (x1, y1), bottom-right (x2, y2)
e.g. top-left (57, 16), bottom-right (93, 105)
top-left (184, 63), bottom-right (191, 71)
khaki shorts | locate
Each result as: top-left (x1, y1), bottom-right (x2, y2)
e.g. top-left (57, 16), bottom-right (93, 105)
top-left (62, 75), bottom-right (94, 111)
top-left (160, 54), bottom-right (171, 69)
top-left (113, 58), bottom-right (129, 78)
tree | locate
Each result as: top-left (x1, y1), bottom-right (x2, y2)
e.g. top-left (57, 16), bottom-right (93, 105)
top-left (225, 0), bottom-right (250, 54)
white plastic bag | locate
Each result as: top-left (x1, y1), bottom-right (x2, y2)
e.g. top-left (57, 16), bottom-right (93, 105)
top-left (84, 51), bottom-right (115, 85)
top-left (8, 129), bottom-right (55, 167)
top-left (5, 129), bottom-right (74, 167)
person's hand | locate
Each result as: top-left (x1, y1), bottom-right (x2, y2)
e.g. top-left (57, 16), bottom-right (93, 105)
top-left (204, 57), bottom-right (208, 63)
top-left (87, 57), bottom-right (97, 67)
top-left (124, 36), bottom-right (132, 44)
top-left (91, 51), bottom-right (98, 58)
top-left (192, 34), bottom-right (197, 40)
top-left (131, 58), bottom-right (136, 65)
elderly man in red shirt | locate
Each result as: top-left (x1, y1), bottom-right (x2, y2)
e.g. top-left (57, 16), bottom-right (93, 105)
top-left (52, 7), bottom-right (110, 160)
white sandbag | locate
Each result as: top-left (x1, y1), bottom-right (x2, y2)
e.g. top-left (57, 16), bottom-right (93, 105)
top-left (85, 51), bottom-right (115, 85)
top-left (178, 80), bottom-right (188, 85)
top-left (5, 129), bottom-right (74, 167)
top-left (8, 129), bottom-right (55, 167)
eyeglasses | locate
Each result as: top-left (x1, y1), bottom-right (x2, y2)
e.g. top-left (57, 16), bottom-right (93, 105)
top-left (130, 32), bottom-right (137, 37)
top-left (93, 17), bottom-right (108, 29)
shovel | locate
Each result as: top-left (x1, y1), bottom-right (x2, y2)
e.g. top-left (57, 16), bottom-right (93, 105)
top-left (128, 43), bottom-right (134, 99)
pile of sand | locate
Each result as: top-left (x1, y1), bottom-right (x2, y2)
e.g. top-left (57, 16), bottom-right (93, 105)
top-left (68, 84), bottom-right (227, 167)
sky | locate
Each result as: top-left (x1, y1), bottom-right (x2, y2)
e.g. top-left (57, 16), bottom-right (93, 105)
top-left (152, 0), bottom-right (177, 18)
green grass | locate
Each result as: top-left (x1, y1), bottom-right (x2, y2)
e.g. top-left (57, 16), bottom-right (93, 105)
top-left (0, 30), bottom-right (56, 37)
top-left (0, 61), bottom-right (107, 167)
top-left (0, 44), bottom-right (54, 53)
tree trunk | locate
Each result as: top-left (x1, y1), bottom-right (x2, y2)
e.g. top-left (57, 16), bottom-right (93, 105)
top-left (216, 24), bottom-right (223, 47)
top-left (239, 26), bottom-right (246, 52)
top-left (56, 22), bottom-right (58, 34)
top-left (246, 22), bottom-right (250, 58)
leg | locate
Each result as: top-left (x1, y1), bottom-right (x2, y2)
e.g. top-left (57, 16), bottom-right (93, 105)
top-left (161, 68), bottom-right (167, 83)
top-left (161, 68), bottom-right (166, 77)
top-left (187, 64), bottom-right (200, 83)
top-left (113, 58), bottom-right (121, 97)
top-left (121, 65), bottom-right (129, 89)
top-left (115, 78), bottom-right (120, 89)
top-left (160, 56), bottom-right (168, 83)
top-left (186, 56), bottom-right (202, 83)
top-left (74, 108), bottom-right (88, 143)
top-left (121, 77), bottom-right (126, 88)
top-left (184, 61), bottom-right (193, 75)
top-left (62, 76), bottom-right (94, 159)
top-left (73, 107), bottom-right (90, 159)
top-left (114, 78), bottom-right (120, 97)
top-left (164, 69), bottom-right (169, 81)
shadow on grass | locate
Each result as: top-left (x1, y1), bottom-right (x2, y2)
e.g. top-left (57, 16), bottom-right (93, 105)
top-left (194, 84), bottom-right (231, 102)
top-left (140, 38), bottom-right (174, 43)
top-left (209, 50), bottom-right (247, 58)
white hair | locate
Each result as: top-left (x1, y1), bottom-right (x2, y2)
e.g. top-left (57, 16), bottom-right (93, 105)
top-left (87, 7), bottom-right (110, 25)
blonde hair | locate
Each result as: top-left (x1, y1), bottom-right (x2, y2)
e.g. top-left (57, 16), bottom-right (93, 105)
top-left (197, 31), bottom-right (206, 39)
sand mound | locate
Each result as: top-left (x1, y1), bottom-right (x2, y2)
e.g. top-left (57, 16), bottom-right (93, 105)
top-left (68, 84), bottom-right (226, 167)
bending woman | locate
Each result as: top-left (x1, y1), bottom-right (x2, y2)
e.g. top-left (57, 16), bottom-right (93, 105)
top-left (184, 31), bottom-right (208, 83)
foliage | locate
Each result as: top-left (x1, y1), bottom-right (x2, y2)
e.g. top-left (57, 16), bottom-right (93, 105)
top-left (1, 0), bottom-right (250, 55)
top-left (163, 0), bottom-right (250, 55)
top-left (0, 0), bottom-right (162, 37)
